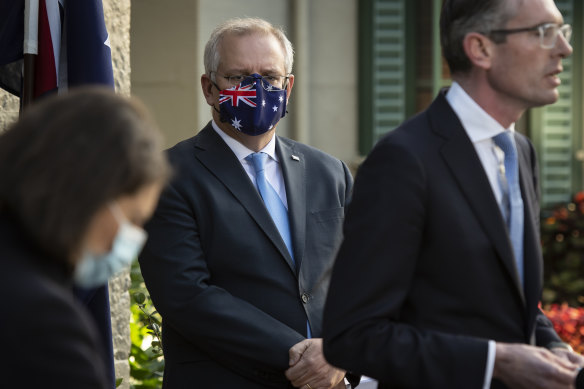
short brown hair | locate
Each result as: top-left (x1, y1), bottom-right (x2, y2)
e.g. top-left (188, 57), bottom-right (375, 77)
top-left (0, 88), bottom-right (171, 262)
top-left (440, 0), bottom-right (517, 74)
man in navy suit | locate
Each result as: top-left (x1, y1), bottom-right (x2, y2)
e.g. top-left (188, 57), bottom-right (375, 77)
top-left (323, 0), bottom-right (584, 388)
top-left (139, 17), bottom-right (355, 389)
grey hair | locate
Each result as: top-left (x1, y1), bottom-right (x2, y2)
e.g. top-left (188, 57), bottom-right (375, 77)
top-left (203, 17), bottom-right (294, 81)
top-left (440, 0), bottom-right (518, 74)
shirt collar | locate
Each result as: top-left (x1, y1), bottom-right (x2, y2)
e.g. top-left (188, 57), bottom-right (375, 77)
top-left (446, 81), bottom-right (515, 143)
top-left (211, 120), bottom-right (278, 163)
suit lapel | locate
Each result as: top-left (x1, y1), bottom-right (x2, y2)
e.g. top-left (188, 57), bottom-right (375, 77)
top-left (276, 138), bottom-right (306, 271)
top-left (193, 124), bottom-right (296, 274)
top-left (430, 92), bottom-right (526, 304)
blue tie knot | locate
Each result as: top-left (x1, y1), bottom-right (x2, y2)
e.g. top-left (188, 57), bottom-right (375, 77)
top-left (493, 131), bottom-right (515, 158)
top-left (493, 131), bottom-right (519, 181)
top-left (247, 152), bottom-right (269, 175)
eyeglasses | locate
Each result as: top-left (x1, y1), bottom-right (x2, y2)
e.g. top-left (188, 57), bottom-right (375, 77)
top-left (211, 72), bottom-right (289, 90)
top-left (489, 23), bottom-right (572, 49)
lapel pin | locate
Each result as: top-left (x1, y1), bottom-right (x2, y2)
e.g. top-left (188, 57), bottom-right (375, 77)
top-left (291, 155), bottom-right (300, 161)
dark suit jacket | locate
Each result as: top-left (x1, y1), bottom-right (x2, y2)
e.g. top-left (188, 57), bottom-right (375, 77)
top-left (139, 123), bottom-right (353, 388)
top-left (73, 284), bottom-right (116, 389)
top-left (322, 90), bottom-right (562, 389)
top-left (0, 215), bottom-right (109, 389)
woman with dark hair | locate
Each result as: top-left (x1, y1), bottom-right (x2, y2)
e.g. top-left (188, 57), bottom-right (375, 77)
top-left (0, 88), bottom-right (171, 388)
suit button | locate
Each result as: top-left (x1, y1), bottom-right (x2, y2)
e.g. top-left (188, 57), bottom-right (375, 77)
top-left (301, 293), bottom-right (309, 304)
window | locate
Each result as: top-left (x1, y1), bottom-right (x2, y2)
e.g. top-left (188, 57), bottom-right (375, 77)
top-left (530, 0), bottom-right (583, 206)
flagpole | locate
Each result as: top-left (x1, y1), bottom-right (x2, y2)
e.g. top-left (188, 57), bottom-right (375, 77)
top-left (22, 0), bottom-right (39, 110)
top-left (22, 55), bottom-right (35, 110)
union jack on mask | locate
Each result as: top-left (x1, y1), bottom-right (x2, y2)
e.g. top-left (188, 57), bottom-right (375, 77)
top-left (217, 73), bottom-right (287, 136)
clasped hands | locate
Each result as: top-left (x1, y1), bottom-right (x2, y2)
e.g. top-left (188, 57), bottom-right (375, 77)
top-left (494, 343), bottom-right (584, 389)
top-left (285, 338), bottom-right (346, 389)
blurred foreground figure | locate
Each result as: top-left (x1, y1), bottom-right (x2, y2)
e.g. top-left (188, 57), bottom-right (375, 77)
top-left (0, 88), bottom-right (170, 388)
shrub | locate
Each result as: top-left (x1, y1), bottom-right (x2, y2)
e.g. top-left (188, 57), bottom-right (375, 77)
top-left (540, 192), bottom-right (584, 353)
top-left (541, 192), bottom-right (584, 307)
top-left (129, 261), bottom-right (164, 389)
top-left (543, 303), bottom-right (584, 354)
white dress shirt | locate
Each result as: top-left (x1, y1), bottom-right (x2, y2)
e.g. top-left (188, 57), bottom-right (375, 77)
top-left (446, 81), bottom-right (518, 389)
top-left (212, 120), bottom-right (288, 208)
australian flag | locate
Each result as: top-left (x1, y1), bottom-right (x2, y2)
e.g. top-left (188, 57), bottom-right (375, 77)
top-left (0, 1), bottom-right (25, 95)
top-left (0, 0), bottom-right (114, 99)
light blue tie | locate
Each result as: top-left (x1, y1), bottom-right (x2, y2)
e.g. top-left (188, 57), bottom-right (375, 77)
top-left (493, 132), bottom-right (524, 286)
top-left (247, 152), bottom-right (294, 262)
top-left (248, 153), bottom-right (312, 337)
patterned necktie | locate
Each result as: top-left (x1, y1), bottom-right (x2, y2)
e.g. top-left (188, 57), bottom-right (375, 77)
top-left (247, 152), bottom-right (294, 261)
top-left (493, 132), bottom-right (524, 286)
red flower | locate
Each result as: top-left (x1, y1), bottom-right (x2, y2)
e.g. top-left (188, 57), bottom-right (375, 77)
top-left (543, 303), bottom-right (584, 354)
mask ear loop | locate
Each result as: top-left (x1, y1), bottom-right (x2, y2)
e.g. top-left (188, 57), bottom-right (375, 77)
top-left (108, 202), bottom-right (148, 243)
top-left (211, 80), bottom-right (222, 91)
top-left (109, 202), bottom-right (126, 224)
top-left (210, 81), bottom-right (227, 120)
top-left (282, 77), bottom-right (290, 115)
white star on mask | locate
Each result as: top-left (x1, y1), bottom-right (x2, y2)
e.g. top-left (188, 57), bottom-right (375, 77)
top-left (272, 105), bottom-right (278, 112)
top-left (279, 95), bottom-right (284, 103)
top-left (231, 117), bottom-right (242, 130)
top-left (262, 100), bottom-right (266, 107)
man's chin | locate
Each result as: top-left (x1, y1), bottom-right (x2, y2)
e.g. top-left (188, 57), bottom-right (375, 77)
top-left (530, 89), bottom-right (560, 108)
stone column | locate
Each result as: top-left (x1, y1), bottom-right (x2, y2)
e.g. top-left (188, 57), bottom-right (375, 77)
top-left (103, 1), bottom-right (132, 388)
top-left (0, 91), bottom-right (19, 132)
top-left (109, 271), bottom-right (132, 389)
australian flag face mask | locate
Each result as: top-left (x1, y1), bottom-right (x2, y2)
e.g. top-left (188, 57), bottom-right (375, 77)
top-left (215, 73), bottom-right (287, 136)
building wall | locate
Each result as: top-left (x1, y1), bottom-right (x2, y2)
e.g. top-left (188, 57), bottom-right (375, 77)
top-left (131, 0), bottom-right (199, 150)
top-left (131, 0), bottom-right (359, 163)
top-left (307, 0), bottom-right (358, 163)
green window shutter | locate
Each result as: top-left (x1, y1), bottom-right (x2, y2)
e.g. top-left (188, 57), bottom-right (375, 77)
top-left (371, 0), bottom-right (406, 143)
top-left (530, 0), bottom-right (578, 206)
top-left (359, 0), bottom-right (407, 154)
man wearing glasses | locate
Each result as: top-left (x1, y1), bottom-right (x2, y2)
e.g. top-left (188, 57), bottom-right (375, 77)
top-left (323, 0), bottom-right (584, 388)
top-left (139, 17), bottom-right (355, 389)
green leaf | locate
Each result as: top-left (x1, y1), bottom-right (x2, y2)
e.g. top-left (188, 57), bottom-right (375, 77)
top-left (134, 292), bottom-right (146, 304)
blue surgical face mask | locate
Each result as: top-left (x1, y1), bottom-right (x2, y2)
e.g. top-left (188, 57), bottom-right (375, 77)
top-left (214, 73), bottom-right (287, 136)
top-left (74, 202), bottom-right (147, 288)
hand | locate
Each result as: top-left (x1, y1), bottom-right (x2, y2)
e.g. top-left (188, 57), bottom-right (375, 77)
top-left (285, 338), bottom-right (346, 389)
top-left (332, 380), bottom-right (347, 389)
top-left (551, 347), bottom-right (584, 367)
top-left (493, 342), bottom-right (580, 389)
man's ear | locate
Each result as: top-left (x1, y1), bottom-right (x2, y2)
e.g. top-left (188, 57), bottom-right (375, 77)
top-left (462, 32), bottom-right (494, 70)
top-left (284, 74), bottom-right (294, 104)
top-left (201, 74), bottom-right (216, 106)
